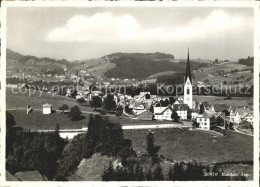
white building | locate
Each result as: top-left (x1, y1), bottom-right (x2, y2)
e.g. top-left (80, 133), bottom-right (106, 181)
top-left (132, 103), bottom-right (146, 115)
top-left (230, 107), bottom-right (251, 124)
top-left (183, 49), bottom-right (193, 109)
top-left (196, 113), bottom-right (211, 130)
top-left (43, 103), bottom-right (52, 114)
top-left (154, 106), bottom-right (173, 121)
top-left (191, 109), bottom-right (199, 120)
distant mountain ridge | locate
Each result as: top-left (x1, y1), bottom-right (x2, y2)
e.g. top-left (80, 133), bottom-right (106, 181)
top-left (6, 49), bottom-right (23, 60)
top-left (6, 48), bottom-right (71, 66)
top-left (105, 52), bottom-right (203, 79)
top-left (106, 52), bottom-right (174, 61)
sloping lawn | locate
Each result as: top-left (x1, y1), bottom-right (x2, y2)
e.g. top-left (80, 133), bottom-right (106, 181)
top-left (124, 128), bottom-right (253, 164)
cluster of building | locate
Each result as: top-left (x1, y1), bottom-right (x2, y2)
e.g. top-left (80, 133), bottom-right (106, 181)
top-left (38, 49), bottom-right (253, 132)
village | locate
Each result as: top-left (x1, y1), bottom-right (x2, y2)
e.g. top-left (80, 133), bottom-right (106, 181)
top-left (12, 50), bottom-right (253, 138)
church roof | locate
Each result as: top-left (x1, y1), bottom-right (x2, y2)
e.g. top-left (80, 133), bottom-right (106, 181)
top-left (185, 49), bottom-right (192, 84)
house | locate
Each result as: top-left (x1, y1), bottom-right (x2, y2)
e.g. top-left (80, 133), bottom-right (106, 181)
top-left (230, 107), bottom-right (251, 124)
top-left (132, 103), bottom-right (146, 115)
top-left (191, 109), bottom-right (199, 120)
top-left (172, 104), bottom-right (188, 120)
top-left (244, 113), bottom-right (253, 125)
top-left (136, 110), bottom-right (153, 121)
top-left (154, 107), bottom-right (173, 121)
top-left (134, 92), bottom-right (151, 102)
top-left (43, 103), bottom-right (52, 114)
top-left (173, 97), bottom-right (184, 105)
top-left (196, 113), bottom-right (211, 130)
top-left (143, 100), bottom-right (153, 110)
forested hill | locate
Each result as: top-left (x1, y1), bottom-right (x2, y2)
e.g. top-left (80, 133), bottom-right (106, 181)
top-left (6, 48), bottom-right (71, 66)
top-left (106, 52), bottom-right (174, 61)
top-left (104, 53), bottom-right (203, 79)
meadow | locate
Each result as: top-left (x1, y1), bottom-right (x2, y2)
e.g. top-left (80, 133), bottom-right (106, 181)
top-left (124, 128), bottom-right (253, 164)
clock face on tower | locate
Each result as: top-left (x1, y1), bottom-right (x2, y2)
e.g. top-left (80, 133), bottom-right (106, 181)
top-left (187, 82), bottom-right (190, 85)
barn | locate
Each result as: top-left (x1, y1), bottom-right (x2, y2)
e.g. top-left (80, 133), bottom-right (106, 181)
top-left (43, 103), bottom-right (52, 114)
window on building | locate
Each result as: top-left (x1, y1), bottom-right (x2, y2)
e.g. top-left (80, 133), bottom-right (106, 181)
top-left (187, 88), bottom-right (190, 95)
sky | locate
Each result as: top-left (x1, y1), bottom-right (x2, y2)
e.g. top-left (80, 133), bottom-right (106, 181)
top-left (7, 7), bottom-right (254, 61)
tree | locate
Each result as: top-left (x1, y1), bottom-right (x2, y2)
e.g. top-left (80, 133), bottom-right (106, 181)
top-left (149, 105), bottom-right (154, 113)
top-left (116, 106), bottom-right (123, 118)
top-left (199, 104), bottom-right (204, 114)
top-left (169, 162), bottom-right (185, 181)
top-left (82, 114), bottom-right (96, 158)
top-left (145, 93), bottom-right (150, 99)
top-left (77, 98), bottom-right (86, 106)
top-left (133, 163), bottom-right (144, 181)
top-left (171, 110), bottom-right (180, 122)
top-left (164, 99), bottom-right (170, 107)
top-left (146, 132), bottom-right (160, 164)
top-left (222, 109), bottom-right (230, 116)
top-left (102, 161), bottom-right (114, 181)
top-left (6, 112), bottom-right (16, 156)
top-left (229, 122), bottom-right (234, 130)
top-left (103, 94), bottom-right (116, 113)
top-left (90, 96), bottom-right (102, 111)
top-left (216, 116), bottom-right (224, 126)
top-left (153, 164), bottom-right (164, 181)
top-left (145, 168), bottom-right (153, 181)
top-left (68, 105), bottom-right (82, 120)
top-left (169, 97), bottom-right (175, 105)
top-left (192, 121), bottom-right (199, 128)
top-left (59, 104), bottom-right (69, 114)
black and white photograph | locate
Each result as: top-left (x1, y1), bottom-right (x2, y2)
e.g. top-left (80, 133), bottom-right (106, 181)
top-left (0, 2), bottom-right (259, 185)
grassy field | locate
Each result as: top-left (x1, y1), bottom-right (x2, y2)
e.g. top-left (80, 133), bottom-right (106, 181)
top-left (6, 87), bottom-right (94, 112)
top-left (8, 110), bottom-right (92, 130)
top-left (124, 128), bottom-right (253, 164)
top-left (193, 61), bottom-right (253, 85)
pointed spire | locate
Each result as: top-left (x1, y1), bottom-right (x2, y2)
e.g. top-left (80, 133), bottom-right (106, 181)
top-left (185, 48), bottom-right (192, 84)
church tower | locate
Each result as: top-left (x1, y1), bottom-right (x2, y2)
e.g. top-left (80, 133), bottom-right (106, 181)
top-left (184, 49), bottom-right (193, 109)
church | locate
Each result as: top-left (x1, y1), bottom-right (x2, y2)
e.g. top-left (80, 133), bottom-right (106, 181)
top-left (184, 49), bottom-right (193, 109)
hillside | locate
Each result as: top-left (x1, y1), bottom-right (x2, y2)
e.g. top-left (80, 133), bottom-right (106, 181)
top-left (6, 48), bottom-right (23, 60)
top-left (6, 49), bottom-right (73, 76)
top-left (106, 52), bottom-right (174, 61)
top-left (105, 53), bottom-right (204, 79)
top-left (72, 58), bottom-right (116, 79)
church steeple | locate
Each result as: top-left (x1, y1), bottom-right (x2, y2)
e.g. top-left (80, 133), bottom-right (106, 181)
top-left (185, 48), bottom-right (192, 84)
top-left (184, 48), bottom-right (193, 109)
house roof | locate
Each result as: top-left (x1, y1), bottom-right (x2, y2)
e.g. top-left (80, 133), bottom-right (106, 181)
top-left (137, 110), bottom-right (153, 116)
top-left (172, 104), bottom-right (189, 111)
top-left (154, 107), bottom-right (172, 115)
top-left (43, 103), bottom-right (52, 108)
top-left (239, 120), bottom-right (252, 125)
top-left (185, 49), bottom-right (192, 84)
top-left (235, 107), bottom-right (251, 117)
top-left (197, 112), bottom-right (211, 119)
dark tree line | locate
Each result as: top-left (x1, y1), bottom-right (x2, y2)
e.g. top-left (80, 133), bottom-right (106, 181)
top-left (6, 113), bottom-right (67, 180)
